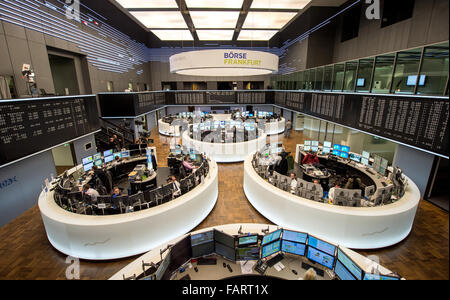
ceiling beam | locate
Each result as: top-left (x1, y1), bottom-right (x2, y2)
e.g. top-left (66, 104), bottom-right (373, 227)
top-left (232, 0), bottom-right (253, 41)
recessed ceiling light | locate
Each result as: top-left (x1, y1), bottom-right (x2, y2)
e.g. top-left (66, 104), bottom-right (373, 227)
top-left (238, 30), bottom-right (278, 41)
top-left (129, 11), bottom-right (188, 28)
top-left (151, 30), bottom-right (194, 41)
top-left (250, 0), bottom-right (311, 9)
top-left (185, 0), bottom-right (243, 9)
top-left (243, 12), bottom-right (298, 29)
top-left (115, 0), bottom-right (178, 8)
top-left (190, 11), bottom-right (240, 29)
top-left (196, 30), bottom-right (235, 40)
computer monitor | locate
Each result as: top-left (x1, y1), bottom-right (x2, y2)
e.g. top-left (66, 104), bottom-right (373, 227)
top-left (363, 273), bottom-right (401, 280)
top-left (281, 240), bottom-right (306, 256)
top-left (249, 113), bottom-right (254, 117)
top-left (191, 231), bottom-right (214, 246)
top-left (104, 155), bottom-right (114, 163)
top-left (190, 154), bottom-right (197, 161)
top-left (349, 153), bottom-right (361, 163)
top-left (333, 144), bottom-right (342, 151)
top-left (282, 230), bottom-right (308, 244)
top-left (356, 78), bottom-right (365, 87)
top-left (324, 141), bottom-right (332, 148)
top-left (307, 235), bottom-right (336, 256)
top-left (93, 153), bottom-right (101, 161)
top-left (155, 250), bottom-right (171, 280)
top-left (113, 152), bottom-right (122, 159)
top-left (236, 247), bottom-right (259, 261)
top-left (334, 259), bottom-right (357, 280)
top-left (168, 236), bottom-right (192, 275)
top-left (311, 141), bottom-right (319, 147)
top-left (215, 242), bottom-right (236, 262)
top-left (121, 150), bottom-right (130, 158)
top-left (406, 75), bottom-right (426, 86)
top-left (362, 151), bottom-right (370, 159)
top-left (83, 162), bottom-right (93, 172)
top-left (214, 230), bottom-right (235, 249)
top-left (103, 149), bottom-right (113, 157)
top-left (82, 156), bottom-right (93, 165)
top-left (341, 146), bottom-right (350, 153)
top-left (333, 150), bottom-right (341, 157)
top-left (94, 159), bottom-right (103, 167)
top-left (336, 248), bottom-right (363, 280)
top-left (261, 240), bottom-right (281, 259)
top-left (191, 231), bottom-right (214, 258)
top-left (174, 149), bottom-right (182, 155)
top-left (306, 246), bottom-right (335, 270)
top-left (311, 146), bottom-right (319, 153)
top-left (361, 158), bottom-right (369, 166)
top-left (340, 152), bottom-right (349, 159)
top-left (238, 235), bottom-right (258, 247)
top-left (304, 146), bottom-right (312, 152)
top-left (322, 147), bottom-right (331, 154)
top-left (261, 229), bottom-right (282, 246)
top-left (304, 141), bottom-right (312, 146)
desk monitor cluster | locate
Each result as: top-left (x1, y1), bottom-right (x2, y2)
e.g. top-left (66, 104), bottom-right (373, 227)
top-left (137, 227), bottom-right (401, 281)
top-left (271, 171), bottom-right (324, 202)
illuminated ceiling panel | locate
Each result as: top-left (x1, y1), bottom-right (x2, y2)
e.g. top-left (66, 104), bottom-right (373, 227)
top-left (151, 30), bottom-right (194, 41)
top-left (185, 0), bottom-right (244, 9)
top-left (129, 11), bottom-right (188, 28)
top-left (196, 30), bottom-right (235, 40)
top-left (243, 12), bottom-right (298, 29)
top-left (115, 0), bottom-right (178, 9)
top-left (190, 11), bottom-right (240, 29)
top-left (250, 0), bottom-right (311, 9)
top-left (238, 30), bottom-right (278, 41)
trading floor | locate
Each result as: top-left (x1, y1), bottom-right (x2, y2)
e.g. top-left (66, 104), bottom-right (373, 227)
top-left (0, 129), bottom-right (447, 280)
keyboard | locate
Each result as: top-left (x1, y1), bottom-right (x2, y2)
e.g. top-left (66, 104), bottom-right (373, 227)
top-left (197, 257), bottom-right (217, 265)
top-left (266, 253), bottom-right (284, 267)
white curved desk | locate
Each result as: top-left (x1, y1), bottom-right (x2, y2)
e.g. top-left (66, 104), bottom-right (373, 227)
top-left (263, 118), bottom-right (285, 135)
top-left (158, 119), bottom-right (181, 137)
top-left (243, 154), bottom-right (421, 249)
top-left (38, 160), bottom-right (219, 260)
top-left (109, 223), bottom-right (399, 280)
top-left (182, 130), bottom-right (267, 163)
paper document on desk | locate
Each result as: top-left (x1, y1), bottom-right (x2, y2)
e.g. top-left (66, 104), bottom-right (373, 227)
top-left (314, 171), bottom-right (324, 176)
top-left (273, 262), bottom-right (285, 272)
top-left (240, 261), bottom-right (256, 274)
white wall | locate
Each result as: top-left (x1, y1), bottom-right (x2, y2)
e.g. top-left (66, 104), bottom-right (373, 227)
top-left (51, 144), bottom-right (74, 166)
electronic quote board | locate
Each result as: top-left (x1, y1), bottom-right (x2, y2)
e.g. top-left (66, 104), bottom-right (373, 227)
top-left (0, 96), bottom-right (100, 166)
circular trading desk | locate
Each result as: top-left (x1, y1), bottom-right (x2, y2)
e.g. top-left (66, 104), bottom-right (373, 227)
top-left (38, 159), bottom-right (219, 260)
top-left (109, 223), bottom-right (401, 280)
top-left (158, 118), bottom-right (182, 137)
top-left (182, 129), bottom-right (267, 163)
top-left (262, 117), bottom-right (285, 136)
top-left (243, 154), bottom-right (421, 249)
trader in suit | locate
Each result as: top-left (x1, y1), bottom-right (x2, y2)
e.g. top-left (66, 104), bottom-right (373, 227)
top-left (150, 149), bottom-right (157, 171)
top-left (170, 176), bottom-right (182, 197)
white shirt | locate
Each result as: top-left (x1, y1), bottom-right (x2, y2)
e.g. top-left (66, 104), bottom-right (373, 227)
top-left (290, 179), bottom-right (298, 194)
top-left (172, 181), bottom-right (181, 196)
top-left (85, 188), bottom-right (100, 202)
top-left (329, 187), bottom-right (336, 201)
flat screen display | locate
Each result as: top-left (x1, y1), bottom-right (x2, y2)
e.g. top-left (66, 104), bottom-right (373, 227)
top-left (214, 230), bottom-right (235, 249)
top-left (155, 250), bottom-right (171, 280)
top-left (324, 141), bottom-right (332, 148)
top-left (356, 78), bottom-right (365, 87)
top-left (168, 236), bottom-right (192, 275)
top-left (334, 259), bottom-right (357, 280)
top-left (311, 141), bottom-right (319, 147)
top-left (349, 153), bottom-right (361, 162)
top-left (406, 75), bottom-right (426, 86)
top-left (341, 146), bottom-right (350, 153)
top-left (333, 144), bottom-right (342, 151)
top-left (362, 151), bottom-right (370, 159)
top-left (281, 240), bottom-right (306, 256)
top-left (363, 273), bottom-right (401, 280)
top-left (215, 242), bottom-right (235, 261)
top-left (103, 149), bottom-right (113, 157)
top-left (340, 152), bottom-right (349, 159)
top-left (113, 152), bottom-right (122, 159)
top-left (94, 159), bottom-right (103, 167)
top-left (282, 230), bottom-right (307, 243)
top-left (337, 248), bottom-right (363, 280)
top-left (104, 155), bottom-right (114, 163)
top-left (306, 247), bottom-right (335, 270)
top-left (82, 156), bottom-right (93, 165)
top-left (236, 247), bottom-right (259, 261)
top-left (322, 147), bottom-right (331, 154)
top-left (361, 157), bottom-right (369, 166)
top-left (238, 235), bottom-right (258, 246)
top-left (304, 146), bottom-right (312, 152)
top-left (261, 240), bottom-right (281, 259)
top-left (307, 236), bottom-right (336, 256)
top-left (311, 146), bottom-right (319, 153)
top-left (333, 150), bottom-right (341, 156)
top-left (83, 162), bottom-right (93, 172)
top-left (191, 242), bottom-right (214, 258)
top-left (93, 153), bottom-right (101, 161)
top-left (191, 231), bottom-right (214, 246)
top-left (304, 141), bottom-right (311, 146)
top-left (261, 229), bottom-right (282, 246)
top-left (121, 150), bottom-right (130, 158)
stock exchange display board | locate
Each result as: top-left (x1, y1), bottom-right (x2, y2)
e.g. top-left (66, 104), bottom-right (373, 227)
top-left (0, 96), bottom-right (100, 166)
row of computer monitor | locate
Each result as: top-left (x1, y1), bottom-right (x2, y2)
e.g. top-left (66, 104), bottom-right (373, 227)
top-left (81, 149), bottom-right (132, 172)
top-left (155, 227), bottom-right (400, 281)
top-left (304, 141), bottom-right (375, 167)
top-left (193, 121), bottom-right (257, 131)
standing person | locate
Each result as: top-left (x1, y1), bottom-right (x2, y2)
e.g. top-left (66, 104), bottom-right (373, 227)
top-left (92, 165), bottom-right (110, 193)
top-left (284, 119), bottom-right (292, 138)
top-left (150, 149), bottom-right (157, 171)
top-left (302, 150), bottom-right (320, 166)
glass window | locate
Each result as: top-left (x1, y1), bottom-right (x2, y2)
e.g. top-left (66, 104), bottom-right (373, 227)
top-left (303, 70), bottom-right (311, 90)
top-left (308, 69), bottom-right (316, 90)
top-left (343, 61), bottom-right (358, 92)
top-left (296, 71), bottom-right (304, 90)
top-left (107, 81), bottom-right (114, 92)
top-left (417, 42), bottom-right (449, 96)
top-left (355, 58), bottom-right (374, 92)
top-left (392, 48), bottom-right (422, 94)
top-left (323, 65), bottom-right (333, 90)
top-left (371, 54), bottom-right (395, 94)
top-left (315, 67), bottom-right (324, 90)
top-left (332, 63), bottom-right (345, 91)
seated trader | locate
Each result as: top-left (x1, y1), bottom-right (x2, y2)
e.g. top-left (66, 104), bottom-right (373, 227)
top-left (289, 173), bottom-right (298, 194)
top-left (182, 156), bottom-right (196, 173)
top-left (82, 184), bottom-right (99, 202)
top-left (328, 183), bottom-right (340, 205)
top-left (302, 150), bottom-right (319, 166)
top-left (112, 186), bottom-right (122, 199)
top-left (170, 176), bottom-right (182, 197)
top-left (92, 165), bottom-right (110, 193)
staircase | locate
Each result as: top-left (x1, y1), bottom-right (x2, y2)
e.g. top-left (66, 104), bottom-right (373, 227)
top-left (95, 118), bottom-right (135, 152)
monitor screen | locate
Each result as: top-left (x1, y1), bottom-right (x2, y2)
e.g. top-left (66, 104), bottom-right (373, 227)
top-left (175, 149), bottom-right (182, 155)
top-left (311, 141), bottom-right (319, 147)
top-left (214, 230), bottom-right (235, 249)
top-left (155, 250), bottom-right (171, 280)
top-left (356, 78), bottom-right (365, 87)
top-left (94, 159), bottom-right (103, 167)
top-left (191, 242), bottom-right (214, 258)
top-left (282, 230), bottom-right (307, 244)
top-left (349, 153), bottom-right (361, 163)
top-left (191, 231), bottom-right (214, 246)
top-left (104, 155), bottom-right (114, 163)
top-left (334, 259), bottom-right (357, 280)
top-left (307, 236), bottom-right (336, 256)
top-left (261, 240), bottom-right (281, 259)
top-left (361, 158), bottom-right (369, 166)
top-left (249, 113), bottom-right (254, 117)
top-left (362, 151), bottom-right (370, 159)
top-left (281, 240), bottom-right (306, 256)
top-left (363, 273), bottom-right (401, 280)
top-left (406, 75), bottom-right (426, 86)
top-left (238, 235), bottom-right (258, 246)
top-left (322, 147), bottom-right (331, 154)
top-left (340, 152), bottom-right (349, 159)
top-left (311, 146), bottom-right (319, 153)
top-left (261, 229), bottom-right (282, 246)
top-left (190, 154), bottom-right (197, 161)
top-left (304, 141), bottom-right (311, 146)
top-left (341, 146), bottom-right (350, 153)
top-left (83, 162), bottom-right (93, 172)
top-left (168, 236), bottom-right (192, 275)
top-left (333, 144), bottom-right (342, 151)
top-left (337, 248), bottom-right (363, 280)
top-left (103, 149), bottom-right (113, 157)
top-left (324, 141), bottom-right (332, 148)
top-left (113, 152), bottom-right (122, 159)
top-left (333, 150), bottom-right (341, 157)
top-left (93, 153), bottom-right (102, 161)
top-left (306, 247), bottom-right (335, 270)
top-left (121, 150), bottom-right (130, 158)
top-left (82, 156), bottom-right (93, 165)
top-left (236, 247), bottom-right (259, 261)
top-left (215, 242), bottom-right (235, 261)
top-left (304, 146), bottom-right (312, 152)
